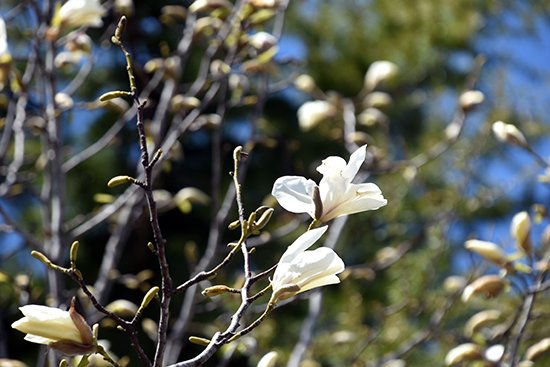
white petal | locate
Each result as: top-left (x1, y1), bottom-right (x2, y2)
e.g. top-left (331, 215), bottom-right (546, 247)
top-left (19, 305), bottom-right (70, 321)
top-left (316, 156), bottom-right (347, 178)
top-left (278, 226), bottom-right (328, 263)
top-left (271, 176), bottom-right (317, 217)
top-left (320, 183), bottom-right (387, 222)
top-left (342, 145), bottom-right (367, 180)
top-left (277, 247), bottom-right (343, 287)
top-left (24, 334), bottom-right (55, 345)
top-left (298, 274), bottom-right (341, 293)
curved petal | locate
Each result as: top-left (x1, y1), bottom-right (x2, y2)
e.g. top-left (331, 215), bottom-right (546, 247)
top-left (321, 183), bottom-right (387, 222)
top-left (24, 334), bottom-right (56, 345)
top-left (342, 145), bottom-right (367, 180)
top-left (278, 226), bottom-right (328, 263)
top-left (283, 247), bottom-right (343, 282)
top-left (272, 176), bottom-right (317, 217)
top-left (298, 274), bottom-right (341, 294)
top-left (316, 156), bottom-right (347, 177)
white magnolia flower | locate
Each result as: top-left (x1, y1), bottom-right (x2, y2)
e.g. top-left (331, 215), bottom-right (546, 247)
top-left (271, 226), bottom-right (345, 302)
top-left (256, 351), bottom-right (279, 367)
top-left (511, 211), bottom-right (531, 253)
top-left (492, 121), bottom-right (527, 147)
top-left (0, 16), bottom-right (10, 61)
top-left (272, 145), bottom-right (387, 223)
top-left (54, 0), bottom-right (107, 29)
top-left (364, 60), bottom-right (398, 91)
top-left (11, 301), bottom-right (95, 355)
top-left (297, 100), bottom-right (335, 131)
top-left (464, 239), bottom-right (508, 266)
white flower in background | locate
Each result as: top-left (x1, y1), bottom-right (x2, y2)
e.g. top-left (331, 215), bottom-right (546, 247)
top-left (492, 121), bottom-right (527, 147)
top-left (256, 351), bottom-right (279, 367)
top-left (272, 145), bottom-right (387, 223)
top-left (114, 0), bottom-right (134, 16)
top-left (249, 32), bottom-right (278, 52)
top-left (511, 211), bottom-right (531, 253)
top-left (464, 239), bottom-right (508, 266)
top-left (364, 60), bottom-right (398, 91)
top-left (445, 343), bottom-right (482, 365)
top-left (297, 100), bottom-right (336, 131)
top-left (459, 90), bottom-right (484, 110)
top-left (271, 226), bottom-right (345, 302)
top-left (53, 0), bottom-right (106, 29)
top-left (294, 74), bottom-right (316, 93)
top-left (484, 344), bottom-right (505, 363)
top-left (11, 300), bottom-right (95, 355)
top-left (0, 16), bottom-right (11, 62)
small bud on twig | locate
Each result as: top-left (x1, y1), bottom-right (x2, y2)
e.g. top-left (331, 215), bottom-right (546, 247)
top-left (189, 336), bottom-right (211, 346)
top-left (107, 175), bottom-right (135, 188)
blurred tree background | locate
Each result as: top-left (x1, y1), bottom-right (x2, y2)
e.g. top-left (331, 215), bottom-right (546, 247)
top-left (2, 0), bottom-right (550, 366)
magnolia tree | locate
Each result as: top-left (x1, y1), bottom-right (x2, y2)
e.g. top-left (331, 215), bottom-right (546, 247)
top-left (2, 1), bottom-right (550, 367)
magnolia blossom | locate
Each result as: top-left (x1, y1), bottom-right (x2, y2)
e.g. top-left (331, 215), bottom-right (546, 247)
top-left (271, 226), bottom-right (345, 302)
top-left (0, 16), bottom-right (10, 61)
top-left (54, 0), bottom-right (106, 29)
top-left (364, 60), bottom-right (398, 91)
top-left (492, 121), bottom-right (527, 147)
top-left (11, 301), bottom-right (95, 355)
top-left (297, 100), bottom-right (335, 131)
top-left (511, 211), bottom-right (531, 253)
top-left (272, 145), bottom-right (387, 223)
top-left (464, 239), bottom-right (507, 266)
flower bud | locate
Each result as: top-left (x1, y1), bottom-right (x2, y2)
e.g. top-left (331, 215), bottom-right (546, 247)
top-left (107, 175), bottom-right (134, 188)
top-left (55, 93), bottom-right (74, 109)
top-left (445, 343), bottom-right (482, 365)
top-left (257, 351), bottom-right (278, 367)
top-left (202, 285), bottom-right (232, 297)
top-left (459, 90), bottom-right (484, 110)
top-left (189, 336), bottom-right (211, 346)
top-left (464, 309), bottom-right (501, 337)
top-left (484, 344), bottom-right (505, 363)
top-left (525, 337), bottom-right (550, 361)
top-left (363, 91), bottom-right (392, 109)
top-left (461, 275), bottom-right (508, 303)
top-left (106, 300), bottom-right (138, 317)
top-left (492, 121), bottom-right (528, 147)
top-left (248, 0), bottom-right (279, 8)
top-left (171, 95), bottom-right (201, 112)
top-left (294, 74), bottom-right (316, 93)
top-left (358, 108), bottom-right (388, 127)
top-left (51, 0), bottom-right (106, 30)
top-left (140, 286), bottom-right (160, 310)
top-left (189, 0), bottom-right (232, 13)
top-left (511, 211), bottom-right (531, 254)
top-left (114, 0), bottom-right (134, 16)
top-left (364, 60), bottom-right (398, 91)
top-left (464, 239), bottom-right (508, 266)
top-left (297, 100), bottom-right (336, 131)
top-left (443, 275), bottom-right (466, 294)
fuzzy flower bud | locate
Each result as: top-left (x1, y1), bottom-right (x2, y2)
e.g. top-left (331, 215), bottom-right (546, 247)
top-left (294, 74), bottom-right (316, 93)
top-left (445, 343), bottom-right (482, 365)
top-left (297, 100), bottom-right (336, 131)
top-left (464, 239), bottom-right (508, 266)
top-left (257, 351), bottom-right (279, 367)
top-left (364, 61), bottom-right (398, 91)
top-left (461, 275), bottom-right (508, 303)
top-left (459, 90), bottom-right (484, 110)
top-left (511, 211), bottom-right (531, 254)
top-left (525, 337), bottom-right (550, 361)
top-left (52, 0), bottom-right (107, 29)
top-left (492, 121), bottom-right (528, 147)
